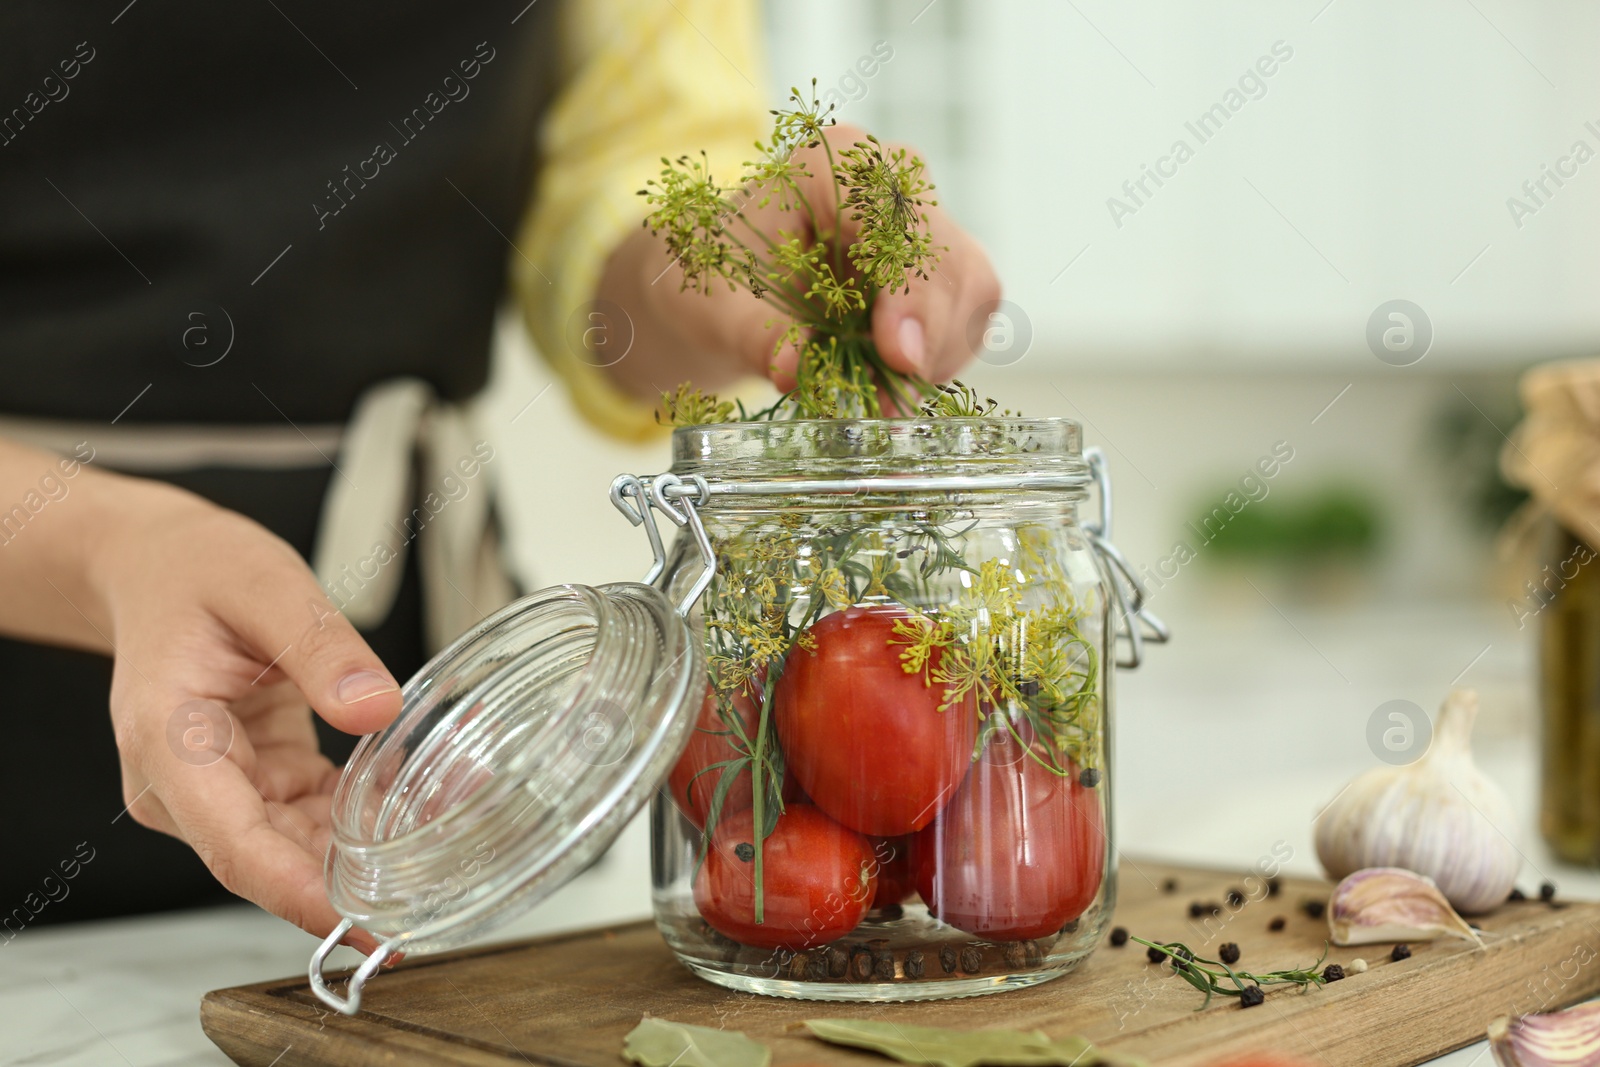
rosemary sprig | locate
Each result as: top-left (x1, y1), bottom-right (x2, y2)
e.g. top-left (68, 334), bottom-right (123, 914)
top-left (1129, 936), bottom-right (1329, 1010)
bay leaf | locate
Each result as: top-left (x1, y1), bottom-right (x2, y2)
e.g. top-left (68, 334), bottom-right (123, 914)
top-left (623, 1017), bottom-right (771, 1067)
top-left (804, 1019), bottom-right (1146, 1067)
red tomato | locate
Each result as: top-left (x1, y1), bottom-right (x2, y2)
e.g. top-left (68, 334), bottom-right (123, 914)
top-left (694, 804), bottom-right (877, 950)
top-left (667, 683), bottom-right (803, 830)
top-left (773, 606), bottom-right (977, 836)
top-left (914, 730), bottom-right (1104, 940)
top-left (868, 836), bottom-right (918, 905)
top-left (667, 685), bottom-right (759, 829)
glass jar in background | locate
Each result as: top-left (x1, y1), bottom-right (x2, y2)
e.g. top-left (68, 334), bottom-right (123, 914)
top-left (650, 418), bottom-right (1153, 999)
top-left (306, 416), bottom-right (1164, 1015)
top-left (1538, 520), bottom-right (1600, 865)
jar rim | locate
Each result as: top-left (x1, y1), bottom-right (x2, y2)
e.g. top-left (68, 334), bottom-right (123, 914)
top-left (670, 417), bottom-right (1085, 489)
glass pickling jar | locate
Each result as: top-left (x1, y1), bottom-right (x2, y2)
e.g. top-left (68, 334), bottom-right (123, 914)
top-left (648, 418), bottom-right (1163, 999)
top-left (306, 416), bottom-right (1163, 1014)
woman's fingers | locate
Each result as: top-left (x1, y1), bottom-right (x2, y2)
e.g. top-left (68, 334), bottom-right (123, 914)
top-left (128, 702), bottom-right (378, 950)
top-left (789, 124), bottom-right (1002, 386)
top-left (872, 217), bottom-right (1002, 384)
top-left (89, 483), bottom-right (396, 951)
top-left (205, 523), bottom-right (401, 737)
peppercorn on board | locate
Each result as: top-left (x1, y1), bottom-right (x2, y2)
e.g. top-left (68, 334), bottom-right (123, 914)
top-left (201, 862), bottom-right (1600, 1067)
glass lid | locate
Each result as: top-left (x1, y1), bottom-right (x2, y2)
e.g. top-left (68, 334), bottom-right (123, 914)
top-left (310, 472), bottom-right (713, 1015)
top-left (314, 582), bottom-right (702, 975)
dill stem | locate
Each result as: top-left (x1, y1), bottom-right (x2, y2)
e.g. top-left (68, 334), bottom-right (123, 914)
top-left (749, 664), bottom-right (783, 925)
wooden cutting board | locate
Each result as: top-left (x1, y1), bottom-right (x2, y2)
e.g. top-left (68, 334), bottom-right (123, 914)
top-left (201, 861), bottom-right (1600, 1067)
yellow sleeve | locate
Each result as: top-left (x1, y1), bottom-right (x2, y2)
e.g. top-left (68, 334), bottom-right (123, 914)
top-left (515, 0), bottom-right (768, 441)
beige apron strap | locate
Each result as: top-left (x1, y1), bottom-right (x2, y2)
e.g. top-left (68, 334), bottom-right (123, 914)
top-left (313, 378), bottom-right (515, 653)
top-left (415, 401), bottom-right (515, 653)
top-left (0, 414), bottom-right (341, 471)
top-left (312, 380), bottom-right (430, 629)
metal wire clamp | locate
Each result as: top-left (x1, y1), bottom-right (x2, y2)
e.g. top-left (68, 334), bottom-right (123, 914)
top-left (611, 472), bottom-right (715, 617)
top-left (310, 918), bottom-right (401, 1015)
top-left (1084, 446), bottom-right (1169, 668)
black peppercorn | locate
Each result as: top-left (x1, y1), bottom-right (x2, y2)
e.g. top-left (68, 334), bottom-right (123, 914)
top-left (851, 947), bottom-right (873, 981)
top-left (1004, 942), bottom-right (1028, 969)
top-left (905, 951), bottom-right (926, 979)
top-left (960, 946), bottom-right (983, 973)
top-left (1225, 888), bottom-right (1245, 908)
top-left (1266, 878), bottom-right (1282, 897)
top-left (1239, 985), bottom-right (1265, 1008)
top-left (1302, 900), bottom-right (1326, 919)
top-left (1219, 942), bottom-right (1241, 965)
top-left (1109, 926), bottom-right (1129, 947)
top-left (1063, 917), bottom-right (1080, 933)
top-left (787, 953), bottom-right (809, 980)
top-left (1268, 916), bottom-right (1286, 932)
top-left (733, 842), bottom-right (755, 862)
top-left (806, 954), bottom-right (828, 981)
top-left (940, 945), bottom-right (958, 974)
top-left (1147, 945), bottom-right (1168, 964)
top-left (1541, 881), bottom-right (1558, 903)
top-left (700, 921), bottom-right (737, 948)
top-left (1323, 964), bottom-right (1345, 982)
top-left (1162, 877), bottom-right (1179, 894)
top-left (826, 945), bottom-right (849, 978)
top-left (1509, 887), bottom-right (1527, 902)
top-left (1188, 902), bottom-right (1204, 918)
top-left (1079, 767), bottom-right (1101, 789)
top-left (1390, 943), bottom-right (1411, 962)
top-left (873, 952), bottom-right (895, 980)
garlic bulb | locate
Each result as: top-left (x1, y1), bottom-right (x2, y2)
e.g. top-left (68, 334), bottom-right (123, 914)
top-left (1489, 1001), bottom-right (1600, 1066)
top-left (1328, 867), bottom-right (1480, 946)
top-left (1314, 688), bottom-right (1520, 914)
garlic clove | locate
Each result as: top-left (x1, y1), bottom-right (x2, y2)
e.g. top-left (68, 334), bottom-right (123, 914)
top-left (1328, 867), bottom-right (1482, 946)
top-left (1488, 1001), bottom-right (1600, 1067)
top-left (1314, 688), bottom-right (1521, 914)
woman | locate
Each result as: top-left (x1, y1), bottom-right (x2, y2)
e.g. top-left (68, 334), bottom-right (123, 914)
top-left (0, 0), bottom-right (999, 953)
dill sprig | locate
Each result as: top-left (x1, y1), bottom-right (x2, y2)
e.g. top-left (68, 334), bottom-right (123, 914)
top-left (889, 549), bottom-right (1101, 777)
top-left (642, 81), bottom-right (948, 423)
top-left (658, 384), bottom-right (736, 427)
top-left (1130, 936), bottom-right (1330, 1010)
top-left (918, 381), bottom-right (1018, 419)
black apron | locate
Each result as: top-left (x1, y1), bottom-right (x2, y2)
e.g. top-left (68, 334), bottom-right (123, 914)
top-left (0, 0), bottom-right (560, 924)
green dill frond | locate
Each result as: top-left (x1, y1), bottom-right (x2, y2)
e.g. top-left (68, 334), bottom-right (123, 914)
top-left (836, 136), bottom-right (942, 292)
top-left (919, 381), bottom-right (1017, 418)
top-left (641, 152), bottom-right (749, 295)
top-left (658, 383), bottom-right (736, 427)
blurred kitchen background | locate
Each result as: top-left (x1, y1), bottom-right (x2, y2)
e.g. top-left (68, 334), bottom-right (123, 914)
top-left (474, 0), bottom-right (1600, 912)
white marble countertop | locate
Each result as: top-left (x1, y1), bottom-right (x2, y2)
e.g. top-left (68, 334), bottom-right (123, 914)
top-left (5, 599), bottom-right (1594, 1067)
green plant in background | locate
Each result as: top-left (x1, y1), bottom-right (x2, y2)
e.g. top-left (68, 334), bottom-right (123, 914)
top-left (1193, 485), bottom-right (1384, 565)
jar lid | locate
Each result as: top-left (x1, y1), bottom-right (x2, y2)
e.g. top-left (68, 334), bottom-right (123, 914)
top-left (310, 579), bottom-right (703, 1011)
